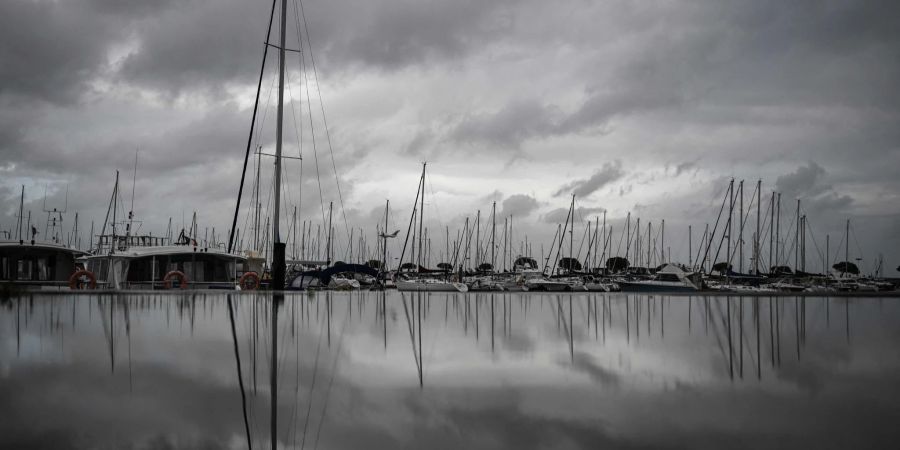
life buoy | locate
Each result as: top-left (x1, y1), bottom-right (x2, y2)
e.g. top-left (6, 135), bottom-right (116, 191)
top-left (239, 272), bottom-right (260, 291)
top-left (69, 270), bottom-right (97, 290)
top-left (163, 270), bottom-right (189, 289)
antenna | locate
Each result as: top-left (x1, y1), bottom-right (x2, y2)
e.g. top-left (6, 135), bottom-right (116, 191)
top-left (42, 184), bottom-right (69, 244)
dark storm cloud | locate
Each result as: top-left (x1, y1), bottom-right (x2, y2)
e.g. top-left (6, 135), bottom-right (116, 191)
top-left (314, 0), bottom-right (518, 71)
top-left (500, 194), bottom-right (539, 217)
top-left (554, 161), bottom-right (624, 198)
top-left (0, 1), bottom-right (122, 105)
top-left (775, 162), bottom-right (853, 212)
top-left (776, 162), bottom-right (826, 197)
top-left (450, 99), bottom-right (559, 150)
top-left (117, 0), bottom-right (270, 96)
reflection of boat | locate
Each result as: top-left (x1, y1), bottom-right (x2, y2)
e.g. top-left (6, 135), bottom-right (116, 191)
top-left (329, 275), bottom-right (360, 290)
top-left (468, 276), bottom-right (505, 291)
top-left (396, 278), bottom-right (468, 292)
top-left (761, 279), bottom-right (804, 293)
top-left (618, 264), bottom-right (701, 292)
top-left (583, 276), bottom-right (618, 292)
top-left (1, 240), bottom-right (86, 290)
top-left (524, 278), bottom-right (570, 291)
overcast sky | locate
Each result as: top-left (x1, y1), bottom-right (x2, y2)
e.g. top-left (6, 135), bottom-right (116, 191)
top-left (1, 0), bottom-right (898, 274)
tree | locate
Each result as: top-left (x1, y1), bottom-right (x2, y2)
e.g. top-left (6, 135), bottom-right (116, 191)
top-left (400, 262), bottom-right (417, 272)
top-left (366, 259), bottom-right (382, 269)
top-left (477, 262), bottom-right (493, 272)
top-left (833, 261), bottom-right (859, 275)
top-left (559, 257), bottom-right (582, 272)
top-left (605, 257), bottom-right (629, 273)
top-left (437, 262), bottom-right (453, 271)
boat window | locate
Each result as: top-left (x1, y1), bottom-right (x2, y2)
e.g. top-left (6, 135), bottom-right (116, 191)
top-left (0, 257), bottom-right (8, 280)
top-left (17, 259), bottom-right (32, 280)
top-left (184, 261), bottom-right (205, 282)
top-left (658, 273), bottom-right (680, 282)
top-left (36, 258), bottom-right (49, 281)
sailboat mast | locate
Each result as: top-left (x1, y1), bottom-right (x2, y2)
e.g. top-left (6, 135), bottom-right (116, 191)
top-left (688, 225), bottom-right (692, 267)
top-left (327, 202), bottom-right (333, 263)
top-left (270, 0), bottom-right (288, 290)
top-left (491, 201), bottom-right (496, 270)
top-left (776, 193), bottom-right (781, 267)
top-left (795, 199), bottom-right (800, 272)
top-left (418, 163), bottom-right (426, 268)
top-left (475, 210), bottom-right (480, 268)
top-left (128, 149), bottom-right (138, 240)
top-left (112, 171), bottom-right (119, 250)
top-left (738, 180), bottom-right (743, 273)
top-left (845, 219), bottom-right (849, 275)
top-left (569, 194), bottom-right (575, 268)
top-left (17, 185), bottom-right (24, 241)
top-left (382, 200), bottom-right (389, 279)
top-left (755, 180), bottom-right (761, 275)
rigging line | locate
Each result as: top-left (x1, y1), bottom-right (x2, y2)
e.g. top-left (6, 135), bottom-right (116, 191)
top-left (298, 0), bottom-right (351, 247)
top-left (850, 224), bottom-right (867, 273)
top-left (228, 0), bottom-right (277, 253)
top-left (801, 214), bottom-right (826, 272)
top-left (698, 180), bottom-right (732, 271)
top-left (311, 296), bottom-right (352, 450)
top-left (726, 182), bottom-right (760, 267)
top-left (298, 32), bottom-right (328, 231)
top-left (830, 233), bottom-right (845, 266)
top-left (298, 304), bottom-right (325, 450)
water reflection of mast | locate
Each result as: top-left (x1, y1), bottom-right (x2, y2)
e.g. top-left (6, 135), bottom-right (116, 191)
top-left (400, 292), bottom-right (423, 388)
top-left (226, 294), bottom-right (252, 450)
top-left (845, 298), bottom-right (850, 343)
top-left (491, 294), bottom-right (495, 352)
top-left (739, 297), bottom-right (743, 378)
top-left (124, 297), bottom-right (133, 392)
top-left (16, 297), bottom-right (21, 356)
top-left (795, 297), bottom-right (801, 361)
top-left (755, 297), bottom-right (761, 379)
top-left (271, 294), bottom-right (280, 450)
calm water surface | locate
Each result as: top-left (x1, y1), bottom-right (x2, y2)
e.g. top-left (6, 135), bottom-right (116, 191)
top-left (2, 292), bottom-right (899, 449)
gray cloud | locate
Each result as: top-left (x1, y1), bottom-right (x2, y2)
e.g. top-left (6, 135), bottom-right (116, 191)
top-left (541, 206), bottom-right (605, 224)
top-left (554, 161), bottom-right (624, 198)
top-left (501, 194), bottom-right (539, 217)
top-left (0, 1), bottom-right (123, 105)
top-left (776, 161), bottom-right (826, 197)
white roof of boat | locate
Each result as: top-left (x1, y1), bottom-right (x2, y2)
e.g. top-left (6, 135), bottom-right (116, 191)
top-left (84, 245), bottom-right (245, 259)
top-left (0, 240), bottom-right (87, 256)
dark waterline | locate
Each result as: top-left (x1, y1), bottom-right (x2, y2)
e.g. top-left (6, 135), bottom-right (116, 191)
top-left (2, 292), bottom-right (899, 449)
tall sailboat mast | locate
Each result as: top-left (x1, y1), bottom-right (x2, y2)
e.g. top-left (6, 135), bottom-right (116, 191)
top-left (270, 0), bottom-right (288, 289)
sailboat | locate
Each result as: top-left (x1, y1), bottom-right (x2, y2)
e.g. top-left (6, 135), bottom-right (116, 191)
top-left (395, 163), bottom-right (468, 293)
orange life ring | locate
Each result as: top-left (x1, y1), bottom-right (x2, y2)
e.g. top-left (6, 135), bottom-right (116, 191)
top-left (239, 272), bottom-right (260, 290)
top-left (69, 269), bottom-right (97, 290)
top-left (163, 270), bottom-right (189, 289)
